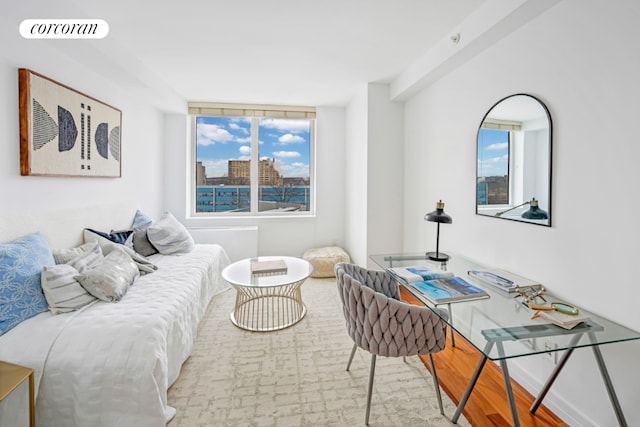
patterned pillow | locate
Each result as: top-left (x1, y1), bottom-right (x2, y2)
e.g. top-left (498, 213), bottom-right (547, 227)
top-left (147, 212), bottom-right (195, 255)
top-left (0, 232), bottom-right (55, 335)
top-left (41, 264), bottom-right (97, 314)
top-left (74, 250), bottom-right (139, 302)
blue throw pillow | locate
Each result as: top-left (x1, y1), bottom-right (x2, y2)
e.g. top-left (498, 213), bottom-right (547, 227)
top-left (84, 228), bottom-right (132, 245)
top-left (0, 232), bottom-right (55, 335)
top-left (131, 210), bottom-right (154, 228)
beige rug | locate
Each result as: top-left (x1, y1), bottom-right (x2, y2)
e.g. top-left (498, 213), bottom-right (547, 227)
top-left (167, 277), bottom-right (470, 427)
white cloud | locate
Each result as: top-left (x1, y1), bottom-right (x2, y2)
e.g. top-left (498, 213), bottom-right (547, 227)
top-left (487, 142), bottom-right (508, 150)
top-left (279, 134), bottom-right (305, 144)
top-left (239, 146), bottom-right (251, 155)
top-left (202, 158), bottom-right (229, 176)
top-left (197, 124), bottom-right (234, 146)
top-left (277, 161), bottom-right (309, 178)
top-left (273, 151), bottom-right (301, 158)
top-left (261, 118), bottom-right (309, 133)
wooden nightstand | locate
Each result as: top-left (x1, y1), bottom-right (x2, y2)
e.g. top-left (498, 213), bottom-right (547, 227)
top-left (0, 361), bottom-right (35, 427)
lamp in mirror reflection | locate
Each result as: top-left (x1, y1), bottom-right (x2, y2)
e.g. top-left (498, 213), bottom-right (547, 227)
top-left (424, 200), bottom-right (453, 261)
top-left (494, 197), bottom-right (548, 220)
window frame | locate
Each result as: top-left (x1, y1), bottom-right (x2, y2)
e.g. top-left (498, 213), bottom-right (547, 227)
top-left (188, 103), bottom-right (316, 218)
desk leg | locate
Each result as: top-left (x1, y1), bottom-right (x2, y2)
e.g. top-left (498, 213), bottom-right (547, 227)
top-left (452, 341), bottom-right (494, 424)
top-left (447, 303), bottom-right (455, 347)
top-left (496, 341), bottom-right (520, 427)
top-left (530, 333), bottom-right (583, 414)
top-left (452, 355), bottom-right (486, 424)
top-left (589, 333), bottom-right (628, 427)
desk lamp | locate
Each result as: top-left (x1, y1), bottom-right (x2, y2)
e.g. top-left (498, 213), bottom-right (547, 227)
top-left (424, 200), bottom-right (453, 261)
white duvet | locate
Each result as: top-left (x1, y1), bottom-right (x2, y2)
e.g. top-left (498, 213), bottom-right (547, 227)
top-left (0, 244), bottom-right (231, 427)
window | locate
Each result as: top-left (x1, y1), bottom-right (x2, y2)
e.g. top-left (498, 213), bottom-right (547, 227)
top-left (189, 103), bottom-right (315, 215)
top-left (477, 127), bottom-right (510, 205)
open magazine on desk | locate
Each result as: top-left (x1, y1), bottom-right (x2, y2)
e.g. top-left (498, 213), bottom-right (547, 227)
top-left (398, 273), bottom-right (490, 305)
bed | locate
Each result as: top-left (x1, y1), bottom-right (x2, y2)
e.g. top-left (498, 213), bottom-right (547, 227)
top-left (0, 203), bottom-right (231, 426)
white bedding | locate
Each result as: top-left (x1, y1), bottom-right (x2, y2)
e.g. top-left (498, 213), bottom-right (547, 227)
top-left (0, 244), bottom-right (230, 427)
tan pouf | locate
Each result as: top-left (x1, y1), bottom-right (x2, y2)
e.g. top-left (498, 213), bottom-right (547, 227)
top-left (303, 246), bottom-right (350, 278)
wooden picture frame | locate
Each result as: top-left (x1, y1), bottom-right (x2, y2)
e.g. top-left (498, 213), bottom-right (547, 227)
top-left (19, 68), bottom-right (122, 177)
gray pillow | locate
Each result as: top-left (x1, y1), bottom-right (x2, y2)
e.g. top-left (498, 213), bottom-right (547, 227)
top-left (146, 212), bottom-right (195, 255)
top-left (67, 241), bottom-right (104, 273)
top-left (75, 250), bottom-right (139, 302)
top-left (131, 222), bottom-right (158, 256)
top-left (41, 264), bottom-right (97, 314)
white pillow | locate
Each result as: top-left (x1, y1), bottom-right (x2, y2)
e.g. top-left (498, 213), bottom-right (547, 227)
top-left (146, 212), bottom-right (195, 255)
top-left (75, 250), bottom-right (139, 302)
top-left (41, 264), bottom-right (98, 314)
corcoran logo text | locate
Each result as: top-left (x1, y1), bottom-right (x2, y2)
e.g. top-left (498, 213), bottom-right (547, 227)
top-left (20, 19), bottom-right (109, 39)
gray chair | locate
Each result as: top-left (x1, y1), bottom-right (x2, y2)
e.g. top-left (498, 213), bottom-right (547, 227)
top-left (335, 263), bottom-right (448, 425)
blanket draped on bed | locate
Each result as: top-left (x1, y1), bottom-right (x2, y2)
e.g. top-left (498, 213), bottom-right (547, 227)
top-left (0, 244), bottom-right (230, 427)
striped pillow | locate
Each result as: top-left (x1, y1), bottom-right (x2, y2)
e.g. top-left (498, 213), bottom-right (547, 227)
top-left (67, 241), bottom-right (104, 273)
top-left (41, 264), bottom-right (97, 314)
top-left (147, 212), bottom-right (195, 255)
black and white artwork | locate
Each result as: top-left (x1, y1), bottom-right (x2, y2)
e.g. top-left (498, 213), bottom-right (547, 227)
top-left (19, 68), bottom-right (122, 177)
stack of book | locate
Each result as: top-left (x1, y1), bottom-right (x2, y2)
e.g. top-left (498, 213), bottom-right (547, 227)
top-left (467, 268), bottom-right (542, 293)
top-left (250, 259), bottom-right (288, 274)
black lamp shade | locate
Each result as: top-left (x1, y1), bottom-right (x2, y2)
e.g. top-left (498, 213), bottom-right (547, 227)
top-left (521, 205), bottom-right (548, 220)
top-left (521, 197), bottom-right (548, 220)
top-left (424, 200), bottom-right (453, 224)
top-left (424, 200), bottom-right (452, 262)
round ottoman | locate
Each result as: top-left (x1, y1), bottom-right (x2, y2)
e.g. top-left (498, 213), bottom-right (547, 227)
top-left (302, 246), bottom-right (350, 278)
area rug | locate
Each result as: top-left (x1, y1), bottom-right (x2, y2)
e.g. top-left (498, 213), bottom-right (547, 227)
top-left (167, 277), bottom-right (470, 426)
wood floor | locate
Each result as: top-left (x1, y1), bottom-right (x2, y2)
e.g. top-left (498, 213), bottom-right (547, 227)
top-left (400, 286), bottom-right (568, 427)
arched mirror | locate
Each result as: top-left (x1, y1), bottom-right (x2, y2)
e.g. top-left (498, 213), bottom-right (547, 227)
top-left (476, 94), bottom-right (552, 226)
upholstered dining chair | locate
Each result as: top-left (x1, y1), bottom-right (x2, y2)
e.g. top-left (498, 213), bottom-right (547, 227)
top-left (335, 263), bottom-right (448, 425)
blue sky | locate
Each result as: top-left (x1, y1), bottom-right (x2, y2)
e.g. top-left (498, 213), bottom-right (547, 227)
top-left (196, 116), bottom-right (311, 178)
top-left (477, 128), bottom-right (508, 177)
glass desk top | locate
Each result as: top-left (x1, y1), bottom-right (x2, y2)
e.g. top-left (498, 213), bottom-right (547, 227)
top-left (370, 253), bottom-right (640, 361)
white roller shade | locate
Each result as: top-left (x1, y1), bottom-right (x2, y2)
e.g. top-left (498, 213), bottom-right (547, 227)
top-left (188, 102), bottom-right (316, 119)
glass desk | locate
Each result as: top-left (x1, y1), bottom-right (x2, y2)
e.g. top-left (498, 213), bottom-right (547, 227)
top-left (370, 253), bottom-right (640, 427)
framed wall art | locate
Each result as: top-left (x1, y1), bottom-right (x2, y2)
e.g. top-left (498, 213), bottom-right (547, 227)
top-left (19, 68), bottom-right (122, 177)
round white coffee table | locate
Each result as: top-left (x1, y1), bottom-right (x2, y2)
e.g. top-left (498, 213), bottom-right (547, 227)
top-left (222, 256), bottom-right (313, 332)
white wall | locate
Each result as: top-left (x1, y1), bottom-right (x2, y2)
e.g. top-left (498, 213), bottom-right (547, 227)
top-left (0, 21), bottom-right (166, 228)
top-left (344, 83), bottom-right (404, 267)
top-left (163, 107), bottom-right (347, 258)
top-left (401, 0), bottom-right (640, 425)
top-left (366, 84), bottom-right (404, 265)
top-left (344, 85), bottom-right (369, 266)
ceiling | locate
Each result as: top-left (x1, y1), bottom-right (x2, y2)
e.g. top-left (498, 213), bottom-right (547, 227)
top-left (8, 0), bottom-right (485, 106)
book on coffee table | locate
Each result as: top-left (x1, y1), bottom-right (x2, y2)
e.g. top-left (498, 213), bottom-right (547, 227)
top-left (250, 259), bottom-right (288, 274)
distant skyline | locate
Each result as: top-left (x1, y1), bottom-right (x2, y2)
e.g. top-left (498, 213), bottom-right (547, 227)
top-left (477, 128), bottom-right (508, 177)
top-left (196, 116), bottom-right (311, 178)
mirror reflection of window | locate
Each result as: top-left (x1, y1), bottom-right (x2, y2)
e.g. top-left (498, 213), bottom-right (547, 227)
top-left (477, 128), bottom-right (510, 205)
